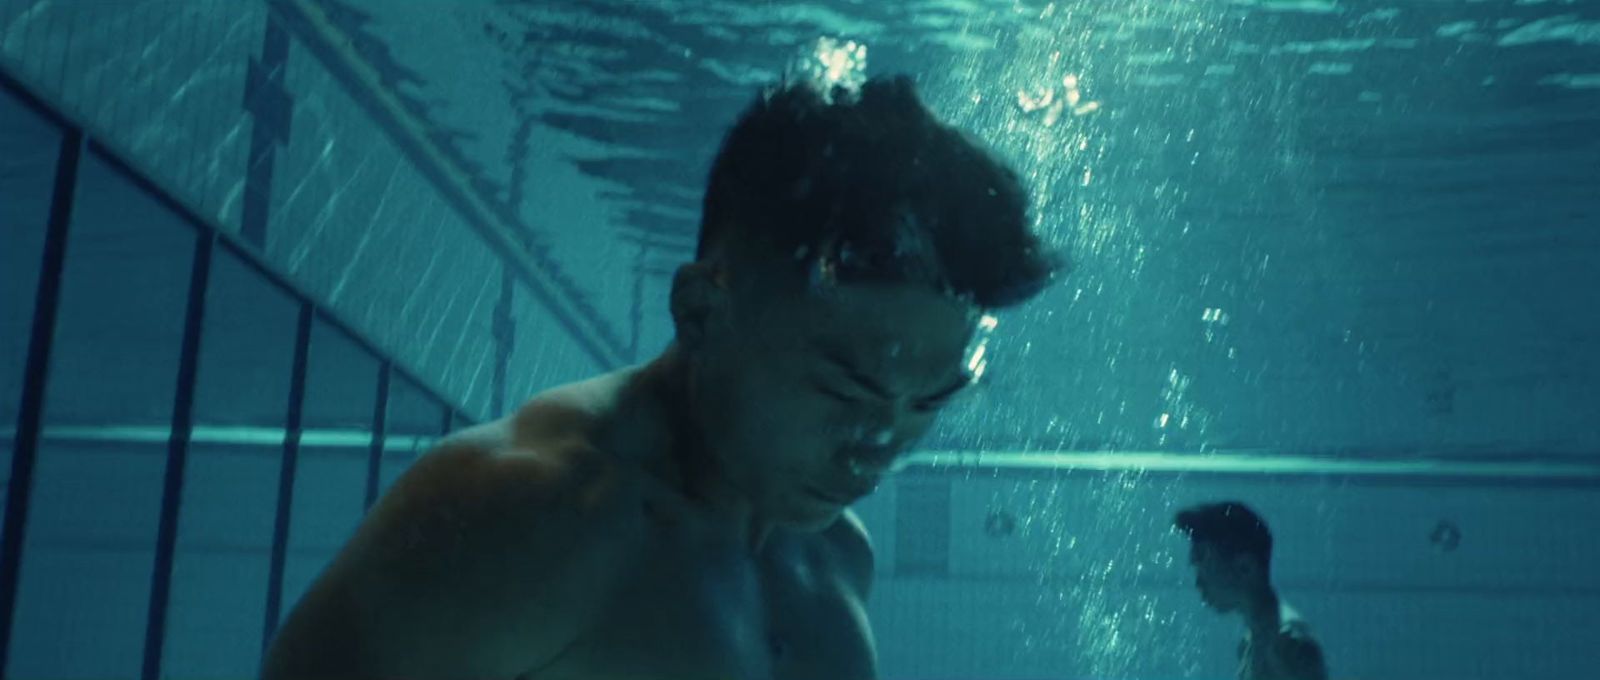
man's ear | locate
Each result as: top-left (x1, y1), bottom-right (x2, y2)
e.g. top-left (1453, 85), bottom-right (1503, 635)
top-left (670, 261), bottom-right (730, 349)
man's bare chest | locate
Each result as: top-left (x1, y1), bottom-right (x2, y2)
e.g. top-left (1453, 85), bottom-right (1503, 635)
top-left (527, 519), bottom-right (876, 680)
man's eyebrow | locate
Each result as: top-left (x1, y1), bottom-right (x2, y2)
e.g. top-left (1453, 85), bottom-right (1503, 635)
top-left (818, 346), bottom-right (893, 399)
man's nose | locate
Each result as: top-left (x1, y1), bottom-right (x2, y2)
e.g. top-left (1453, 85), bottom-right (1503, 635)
top-left (838, 401), bottom-right (919, 473)
top-left (861, 399), bottom-right (911, 438)
top-left (840, 442), bottom-right (898, 476)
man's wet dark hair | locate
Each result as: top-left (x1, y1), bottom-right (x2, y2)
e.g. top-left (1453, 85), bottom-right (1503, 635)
top-left (1175, 501), bottom-right (1274, 572)
top-left (697, 74), bottom-right (1060, 309)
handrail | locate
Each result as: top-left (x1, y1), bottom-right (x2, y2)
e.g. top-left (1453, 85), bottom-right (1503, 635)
top-left (267, 0), bottom-right (630, 370)
top-left (0, 65), bottom-right (472, 428)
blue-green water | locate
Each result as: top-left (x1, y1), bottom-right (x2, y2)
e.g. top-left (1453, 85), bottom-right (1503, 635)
top-left (2, 1), bottom-right (1598, 678)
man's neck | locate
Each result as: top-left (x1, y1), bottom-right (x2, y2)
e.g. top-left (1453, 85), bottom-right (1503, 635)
top-left (1240, 586), bottom-right (1282, 637)
top-left (613, 346), bottom-right (771, 551)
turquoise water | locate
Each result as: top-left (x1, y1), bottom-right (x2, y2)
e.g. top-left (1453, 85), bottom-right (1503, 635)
top-left (2, 1), bottom-right (1598, 678)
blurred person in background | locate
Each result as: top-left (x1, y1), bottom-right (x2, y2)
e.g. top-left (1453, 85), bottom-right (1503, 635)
top-left (1176, 501), bottom-right (1329, 680)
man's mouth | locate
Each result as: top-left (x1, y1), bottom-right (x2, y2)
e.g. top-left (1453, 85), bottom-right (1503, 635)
top-left (805, 486), bottom-right (862, 506)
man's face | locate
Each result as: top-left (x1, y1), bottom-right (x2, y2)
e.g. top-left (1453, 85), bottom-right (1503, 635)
top-left (686, 275), bottom-right (977, 529)
top-left (1188, 541), bottom-right (1253, 613)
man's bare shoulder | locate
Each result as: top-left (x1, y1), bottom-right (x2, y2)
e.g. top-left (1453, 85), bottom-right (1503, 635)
top-left (263, 387), bottom-right (643, 679)
top-left (349, 385), bottom-right (649, 598)
top-left (370, 407), bottom-right (617, 534)
top-left (401, 377), bottom-right (635, 515)
top-left (262, 384), bottom-right (633, 678)
top-left (1246, 614), bottom-right (1328, 680)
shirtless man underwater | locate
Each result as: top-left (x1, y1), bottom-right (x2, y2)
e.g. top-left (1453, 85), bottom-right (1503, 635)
top-left (1176, 502), bottom-right (1329, 680)
top-left (262, 74), bottom-right (1059, 680)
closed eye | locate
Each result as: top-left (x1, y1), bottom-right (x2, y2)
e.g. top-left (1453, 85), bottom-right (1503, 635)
top-left (814, 381), bottom-right (863, 403)
top-left (913, 378), bottom-right (971, 411)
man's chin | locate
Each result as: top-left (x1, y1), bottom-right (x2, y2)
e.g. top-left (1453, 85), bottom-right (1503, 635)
top-left (762, 487), bottom-right (848, 529)
top-left (773, 499), bottom-right (845, 532)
